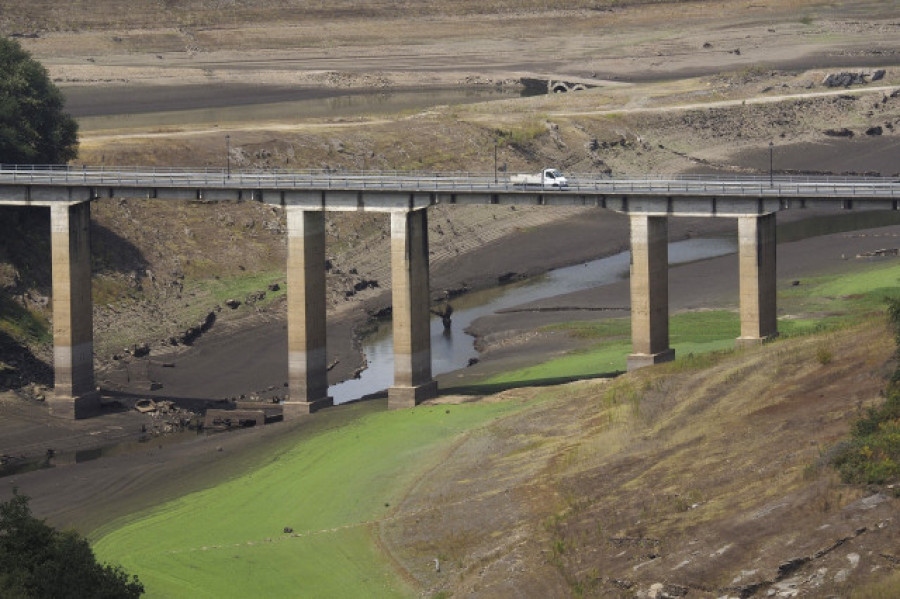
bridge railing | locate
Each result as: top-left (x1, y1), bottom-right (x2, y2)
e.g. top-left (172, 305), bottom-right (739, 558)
top-left (1, 165), bottom-right (898, 197)
top-left (2, 164), bottom-right (896, 183)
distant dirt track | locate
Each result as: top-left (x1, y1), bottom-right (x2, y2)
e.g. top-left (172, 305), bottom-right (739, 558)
top-left (62, 84), bottom-right (377, 117)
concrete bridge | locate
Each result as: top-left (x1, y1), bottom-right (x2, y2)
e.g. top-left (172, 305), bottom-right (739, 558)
top-left (1, 165), bottom-right (899, 418)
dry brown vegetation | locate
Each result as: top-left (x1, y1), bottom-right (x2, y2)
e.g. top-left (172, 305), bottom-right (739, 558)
top-left (382, 320), bottom-right (900, 597)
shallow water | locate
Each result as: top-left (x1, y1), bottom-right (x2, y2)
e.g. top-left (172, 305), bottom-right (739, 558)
top-left (330, 237), bottom-right (738, 403)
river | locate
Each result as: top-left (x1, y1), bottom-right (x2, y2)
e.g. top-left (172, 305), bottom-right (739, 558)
top-left (329, 237), bottom-right (738, 403)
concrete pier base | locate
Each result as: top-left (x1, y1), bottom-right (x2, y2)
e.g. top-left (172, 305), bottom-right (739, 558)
top-left (388, 380), bottom-right (439, 410)
top-left (388, 209), bottom-right (438, 408)
top-left (285, 208), bottom-right (332, 417)
top-left (50, 202), bottom-right (99, 418)
top-left (627, 348), bottom-right (676, 371)
top-left (737, 213), bottom-right (778, 347)
top-left (735, 336), bottom-right (774, 349)
top-left (47, 390), bottom-right (101, 420)
top-left (282, 397), bottom-right (334, 418)
top-left (627, 215), bottom-right (673, 371)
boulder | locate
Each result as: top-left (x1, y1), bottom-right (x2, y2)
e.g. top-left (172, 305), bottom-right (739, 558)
top-left (822, 70), bottom-right (884, 87)
top-left (824, 128), bottom-right (854, 137)
top-left (245, 290), bottom-right (266, 305)
top-left (200, 310), bottom-right (216, 332)
top-left (181, 326), bottom-right (201, 345)
top-left (823, 72), bottom-right (856, 87)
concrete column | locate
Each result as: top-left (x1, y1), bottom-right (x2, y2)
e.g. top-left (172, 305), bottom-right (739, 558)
top-left (50, 202), bottom-right (98, 418)
top-left (627, 214), bottom-right (675, 370)
top-left (737, 213), bottom-right (778, 346)
top-left (388, 209), bottom-right (438, 409)
top-left (284, 208), bottom-right (333, 417)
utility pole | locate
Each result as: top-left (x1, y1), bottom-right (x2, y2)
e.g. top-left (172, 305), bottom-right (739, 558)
top-left (493, 140), bottom-right (498, 184)
top-left (226, 134), bottom-right (231, 179)
top-left (769, 141), bottom-right (774, 188)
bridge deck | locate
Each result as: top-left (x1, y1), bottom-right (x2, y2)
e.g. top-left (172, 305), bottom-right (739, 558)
top-left (1, 166), bottom-right (898, 215)
top-left (4, 165), bottom-right (878, 417)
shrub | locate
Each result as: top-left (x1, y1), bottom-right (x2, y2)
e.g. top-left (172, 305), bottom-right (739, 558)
top-left (830, 298), bottom-right (900, 490)
top-left (815, 345), bottom-right (833, 365)
top-left (0, 36), bottom-right (78, 164)
top-left (0, 491), bottom-right (144, 598)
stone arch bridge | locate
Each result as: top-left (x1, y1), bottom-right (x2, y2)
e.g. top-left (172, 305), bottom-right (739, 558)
top-left (1, 166), bottom-right (898, 418)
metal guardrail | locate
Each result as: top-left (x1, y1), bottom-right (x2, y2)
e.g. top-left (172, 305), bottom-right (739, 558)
top-left (1, 165), bottom-right (898, 198)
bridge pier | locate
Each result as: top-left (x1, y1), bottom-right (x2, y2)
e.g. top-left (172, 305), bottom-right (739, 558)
top-left (0, 167), bottom-right (888, 424)
top-left (49, 202), bottom-right (99, 418)
top-left (737, 213), bottom-right (778, 346)
top-left (284, 207), bottom-right (333, 417)
top-left (627, 215), bottom-right (675, 370)
top-left (388, 209), bottom-right (438, 408)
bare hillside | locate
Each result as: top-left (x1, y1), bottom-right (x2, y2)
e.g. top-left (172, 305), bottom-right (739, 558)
top-left (382, 319), bottom-right (900, 598)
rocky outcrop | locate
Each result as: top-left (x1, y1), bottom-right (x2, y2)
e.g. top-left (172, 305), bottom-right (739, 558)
top-left (171, 310), bottom-right (217, 346)
top-left (822, 69), bottom-right (886, 88)
top-left (824, 127), bottom-right (854, 137)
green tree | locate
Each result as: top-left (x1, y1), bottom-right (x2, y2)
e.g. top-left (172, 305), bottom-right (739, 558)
top-left (0, 491), bottom-right (143, 598)
top-left (0, 36), bottom-right (78, 164)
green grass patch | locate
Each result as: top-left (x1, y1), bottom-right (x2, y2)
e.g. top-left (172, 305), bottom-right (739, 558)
top-left (181, 270), bottom-right (286, 317)
top-left (92, 275), bottom-right (133, 307)
top-left (92, 400), bottom-right (531, 598)
top-left (494, 118), bottom-right (548, 147)
top-left (803, 263), bottom-right (900, 299)
top-left (547, 318), bottom-right (630, 340)
top-left (483, 340), bottom-right (632, 388)
top-left (184, 270), bottom-right (285, 303)
top-left (0, 295), bottom-right (50, 345)
top-left (474, 311), bottom-right (741, 388)
top-left (780, 261), bottom-right (900, 333)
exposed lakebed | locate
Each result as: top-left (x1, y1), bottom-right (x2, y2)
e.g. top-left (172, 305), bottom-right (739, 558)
top-left (68, 84), bottom-right (530, 132)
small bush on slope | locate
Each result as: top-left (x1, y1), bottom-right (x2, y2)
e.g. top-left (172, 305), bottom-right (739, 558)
top-left (831, 297), bottom-right (900, 491)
